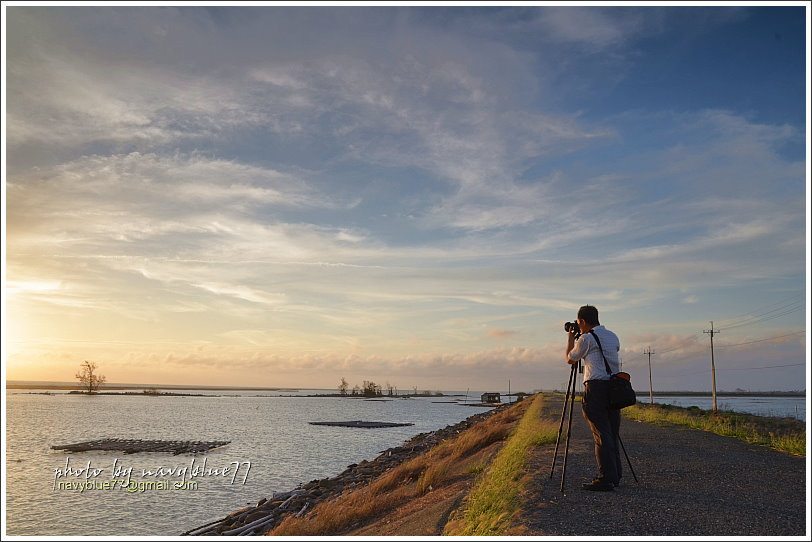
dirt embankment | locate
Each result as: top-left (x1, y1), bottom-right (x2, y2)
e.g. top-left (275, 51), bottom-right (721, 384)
top-left (184, 401), bottom-right (521, 536)
top-left (266, 399), bottom-right (531, 536)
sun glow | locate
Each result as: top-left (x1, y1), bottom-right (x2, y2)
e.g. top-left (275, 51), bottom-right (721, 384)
top-left (5, 281), bottom-right (62, 296)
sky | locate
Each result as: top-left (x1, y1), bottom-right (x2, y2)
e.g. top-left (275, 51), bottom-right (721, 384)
top-left (2, 2), bottom-right (809, 393)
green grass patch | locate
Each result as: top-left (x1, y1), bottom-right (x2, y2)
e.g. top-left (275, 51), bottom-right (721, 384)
top-left (445, 394), bottom-right (559, 536)
top-left (624, 402), bottom-right (806, 457)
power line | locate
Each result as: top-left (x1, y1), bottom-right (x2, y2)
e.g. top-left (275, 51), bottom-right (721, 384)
top-left (655, 342), bottom-right (699, 356)
top-left (716, 300), bottom-right (804, 331)
top-left (721, 362), bottom-right (805, 371)
top-left (719, 306), bottom-right (804, 331)
top-left (619, 297), bottom-right (804, 393)
top-left (651, 362), bottom-right (804, 379)
top-left (635, 324), bottom-right (803, 361)
top-left (713, 295), bottom-right (799, 327)
top-left (715, 331), bottom-right (805, 349)
top-left (626, 331), bottom-right (803, 368)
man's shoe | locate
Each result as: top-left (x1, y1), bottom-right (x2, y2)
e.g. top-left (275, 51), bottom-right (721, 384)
top-left (582, 480), bottom-right (614, 491)
top-left (591, 478), bottom-right (620, 487)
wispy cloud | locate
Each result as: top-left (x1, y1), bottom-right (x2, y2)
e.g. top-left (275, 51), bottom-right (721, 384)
top-left (533, 7), bottom-right (648, 49)
top-left (486, 328), bottom-right (518, 340)
top-left (5, 6), bottom-right (806, 391)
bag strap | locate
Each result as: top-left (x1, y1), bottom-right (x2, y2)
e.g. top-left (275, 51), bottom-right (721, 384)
top-left (588, 330), bottom-right (614, 378)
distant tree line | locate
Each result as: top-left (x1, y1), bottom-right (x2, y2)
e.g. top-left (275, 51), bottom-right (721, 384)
top-left (338, 376), bottom-right (397, 397)
top-left (338, 378), bottom-right (396, 397)
top-left (337, 378), bottom-right (442, 397)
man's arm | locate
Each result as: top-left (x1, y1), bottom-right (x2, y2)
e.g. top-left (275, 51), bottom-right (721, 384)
top-left (565, 332), bottom-right (578, 365)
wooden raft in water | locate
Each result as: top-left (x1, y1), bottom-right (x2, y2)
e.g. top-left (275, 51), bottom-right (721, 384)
top-left (309, 420), bottom-right (414, 428)
top-left (50, 438), bottom-right (230, 455)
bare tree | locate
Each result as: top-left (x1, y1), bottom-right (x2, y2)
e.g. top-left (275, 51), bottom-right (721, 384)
top-left (75, 360), bottom-right (106, 394)
top-left (362, 380), bottom-right (383, 397)
top-left (338, 377), bottom-right (349, 396)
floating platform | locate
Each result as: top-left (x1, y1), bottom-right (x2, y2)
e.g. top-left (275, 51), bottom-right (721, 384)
top-left (50, 438), bottom-right (230, 455)
top-left (309, 421), bottom-right (414, 428)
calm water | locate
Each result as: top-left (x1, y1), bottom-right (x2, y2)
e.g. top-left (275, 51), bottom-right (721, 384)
top-left (4, 390), bottom-right (493, 536)
top-left (4, 390), bottom-right (805, 536)
top-left (646, 395), bottom-right (806, 421)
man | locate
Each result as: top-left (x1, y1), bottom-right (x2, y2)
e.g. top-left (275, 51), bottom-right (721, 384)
top-left (565, 305), bottom-right (622, 491)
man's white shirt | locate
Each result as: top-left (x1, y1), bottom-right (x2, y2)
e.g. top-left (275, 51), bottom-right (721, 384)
top-left (568, 325), bottom-right (621, 382)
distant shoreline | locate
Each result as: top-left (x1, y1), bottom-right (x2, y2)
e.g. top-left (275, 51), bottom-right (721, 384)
top-left (5, 382), bottom-right (804, 397)
top-left (5, 383), bottom-right (299, 392)
top-left (550, 390), bottom-right (805, 397)
top-left (634, 391), bottom-right (806, 397)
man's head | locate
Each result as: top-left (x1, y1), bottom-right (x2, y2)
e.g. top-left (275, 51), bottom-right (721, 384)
top-left (577, 305), bottom-right (600, 333)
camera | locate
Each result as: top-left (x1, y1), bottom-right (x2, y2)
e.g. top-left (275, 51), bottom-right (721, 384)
top-left (564, 321), bottom-right (580, 334)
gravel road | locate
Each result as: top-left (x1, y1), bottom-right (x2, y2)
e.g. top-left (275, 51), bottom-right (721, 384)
top-left (516, 398), bottom-right (807, 536)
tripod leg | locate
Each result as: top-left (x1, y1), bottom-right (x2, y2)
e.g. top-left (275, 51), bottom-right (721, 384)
top-left (550, 363), bottom-right (577, 478)
top-left (560, 361), bottom-right (579, 492)
top-left (617, 434), bottom-right (639, 483)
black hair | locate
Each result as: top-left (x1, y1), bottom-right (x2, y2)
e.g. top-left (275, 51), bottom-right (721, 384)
top-left (577, 305), bottom-right (600, 326)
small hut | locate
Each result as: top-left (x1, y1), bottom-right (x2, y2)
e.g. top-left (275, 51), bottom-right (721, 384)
top-left (480, 392), bottom-right (501, 404)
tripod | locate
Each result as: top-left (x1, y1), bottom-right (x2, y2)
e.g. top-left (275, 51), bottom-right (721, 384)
top-left (549, 360), bottom-right (639, 491)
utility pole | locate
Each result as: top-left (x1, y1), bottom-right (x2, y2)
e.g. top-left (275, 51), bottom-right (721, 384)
top-left (704, 321), bottom-right (719, 412)
top-left (644, 347), bottom-right (655, 404)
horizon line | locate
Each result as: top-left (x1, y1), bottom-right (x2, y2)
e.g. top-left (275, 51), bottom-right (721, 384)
top-left (4, 380), bottom-right (806, 395)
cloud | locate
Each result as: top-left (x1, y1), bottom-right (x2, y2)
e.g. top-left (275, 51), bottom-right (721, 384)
top-left (534, 7), bottom-right (647, 49)
top-left (9, 331), bottom-right (802, 392)
top-left (7, 151), bottom-right (337, 240)
top-left (6, 152), bottom-right (377, 319)
top-left (5, 7), bottom-right (805, 392)
top-left (6, 6), bottom-right (616, 235)
top-left (486, 328), bottom-right (518, 340)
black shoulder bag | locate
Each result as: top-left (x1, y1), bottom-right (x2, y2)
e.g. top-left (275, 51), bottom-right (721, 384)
top-left (589, 330), bottom-right (636, 409)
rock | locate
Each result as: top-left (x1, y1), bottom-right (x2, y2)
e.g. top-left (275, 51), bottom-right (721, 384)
top-left (216, 521), bottom-right (236, 533)
top-left (226, 506), bottom-right (252, 518)
top-left (244, 511), bottom-right (268, 523)
top-left (318, 478), bottom-right (339, 489)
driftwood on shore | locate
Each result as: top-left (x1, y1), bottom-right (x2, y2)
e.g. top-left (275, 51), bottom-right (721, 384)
top-left (50, 438), bottom-right (230, 455)
top-left (309, 420), bottom-right (414, 428)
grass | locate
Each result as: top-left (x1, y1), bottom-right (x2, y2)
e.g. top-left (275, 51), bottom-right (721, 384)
top-left (267, 398), bottom-right (531, 536)
top-left (624, 402), bottom-right (806, 457)
top-left (443, 394), bottom-right (559, 536)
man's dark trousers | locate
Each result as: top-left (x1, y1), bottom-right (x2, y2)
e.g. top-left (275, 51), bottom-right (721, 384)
top-left (582, 379), bottom-right (622, 483)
